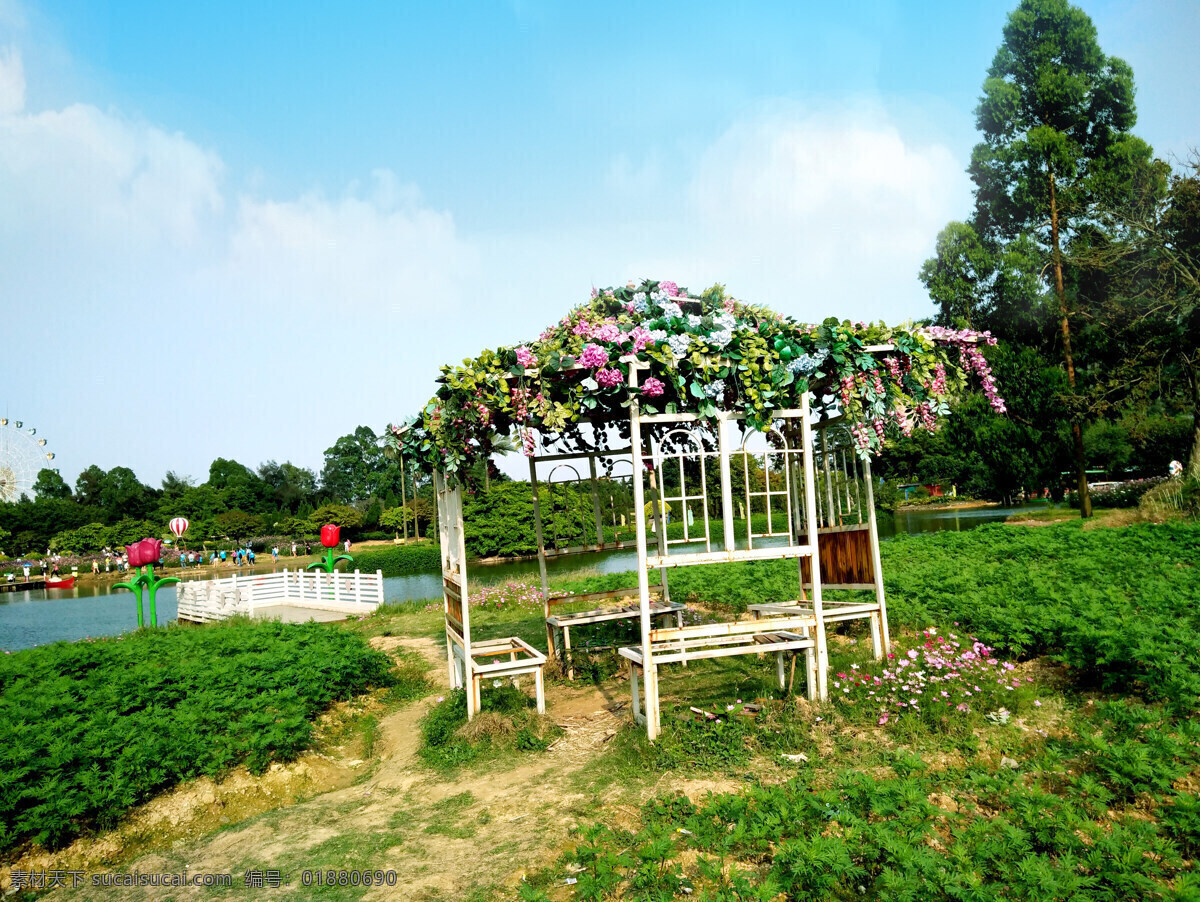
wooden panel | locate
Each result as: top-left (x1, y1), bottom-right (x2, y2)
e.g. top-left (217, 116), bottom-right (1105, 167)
top-left (799, 525), bottom-right (874, 587)
top-left (444, 576), bottom-right (464, 634)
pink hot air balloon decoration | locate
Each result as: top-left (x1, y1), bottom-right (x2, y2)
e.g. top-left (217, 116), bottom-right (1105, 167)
top-left (169, 517), bottom-right (189, 538)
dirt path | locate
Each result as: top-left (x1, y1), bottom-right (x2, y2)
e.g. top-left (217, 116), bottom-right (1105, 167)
top-left (35, 637), bottom-right (644, 902)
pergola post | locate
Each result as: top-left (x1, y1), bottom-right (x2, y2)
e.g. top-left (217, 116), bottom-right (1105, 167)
top-left (862, 455), bottom-right (891, 659)
top-left (628, 365), bottom-right (658, 740)
top-left (588, 455), bottom-right (605, 548)
top-left (399, 454), bottom-right (409, 541)
top-left (800, 395), bottom-right (830, 701)
top-left (717, 415), bottom-right (736, 553)
top-left (528, 455), bottom-right (553, 659)
top-left (435, 470), bottom-right (476, 718)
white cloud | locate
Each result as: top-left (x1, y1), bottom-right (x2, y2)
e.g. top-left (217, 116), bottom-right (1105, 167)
top-left (684, 104), bottom-right (969, 319)
top-left (212, 171), bottom-right (474, 315)
top-left (0, 46), bottom-right (474, 319)
top-left (0, 92), bottom-right (224, 273)
top-left (0, 44), bottom-right (22, 114)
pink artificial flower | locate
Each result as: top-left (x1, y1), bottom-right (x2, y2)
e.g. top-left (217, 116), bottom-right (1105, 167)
top-left (578, 344), bottom-right (610, 369)
top-left (515, 346), bottom-right (537, 368)
top-left (640, 377), bottom-right (666, 398)
top-left (596, 367), bottom-right (623, 388)
top-left (591, 323), bottom-right (622, 343)
top-left (659, 280), bottom-right (679, 297)
top-left (629, 326), bottom-right (653, 351)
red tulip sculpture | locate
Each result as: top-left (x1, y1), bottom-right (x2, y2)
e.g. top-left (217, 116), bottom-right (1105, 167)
top-left (307, 523), bottom-right (353, 573)
top-left (115, 536), bottom-right (178, 627)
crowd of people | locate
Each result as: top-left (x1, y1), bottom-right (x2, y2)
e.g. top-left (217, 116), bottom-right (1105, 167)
top-left (4, 536), bottom-right (355, 583)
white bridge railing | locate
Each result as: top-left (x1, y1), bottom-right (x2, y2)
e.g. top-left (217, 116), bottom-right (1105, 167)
top-left (177, 568), bottom-right (385, 623)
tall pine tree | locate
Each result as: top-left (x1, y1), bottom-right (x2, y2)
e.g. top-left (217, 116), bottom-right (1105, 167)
top-left (970, 0), bottom-right (1154, 516)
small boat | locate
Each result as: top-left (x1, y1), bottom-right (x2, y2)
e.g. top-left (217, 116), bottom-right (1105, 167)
top-left (44, 577), bottom-right (76, 589)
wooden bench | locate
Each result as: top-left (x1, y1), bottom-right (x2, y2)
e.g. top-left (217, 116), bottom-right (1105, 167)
top-left (617, 612), bottom-right (819, 727)
top-left (545, 585), bottom-right (685, 679)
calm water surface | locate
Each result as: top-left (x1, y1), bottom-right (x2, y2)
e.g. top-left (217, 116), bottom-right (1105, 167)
top-left (0, 504), bottom-right (1051, 652)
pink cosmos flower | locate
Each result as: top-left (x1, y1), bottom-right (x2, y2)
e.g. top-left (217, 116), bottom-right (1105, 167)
top-left (640, 377), bottom-right (665, 397)
top-left (578, 344), bottom-right (610, 369)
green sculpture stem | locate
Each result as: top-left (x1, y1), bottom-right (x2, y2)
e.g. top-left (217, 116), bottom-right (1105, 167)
top-left (305, 549), bottom-right (354, 573)
top-left (115, 564), bottom-right (179, 628)
top-left (115, 575), bottom-right (144, 627)
top-left (143, 564), bottom-right (179, 628)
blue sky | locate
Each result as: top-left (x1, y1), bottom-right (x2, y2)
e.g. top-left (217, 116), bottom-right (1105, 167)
top-left (2, 0), bottom-right (1197, 490)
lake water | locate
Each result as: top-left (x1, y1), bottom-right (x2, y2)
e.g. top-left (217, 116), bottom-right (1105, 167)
top-left (0, 503), bottom-right (1051, 652)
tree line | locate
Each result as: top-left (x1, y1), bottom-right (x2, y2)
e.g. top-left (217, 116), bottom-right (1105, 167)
top-left (873, 0), bottom-right (1198, 512)
top-left (0, 426), bottom-right (434, 558)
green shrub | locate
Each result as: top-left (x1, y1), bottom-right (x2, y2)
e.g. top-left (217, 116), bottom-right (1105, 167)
top-left (350, 542), bottom-right (441, 576)
top-left (1140, 475), bottom-right (1200, 518)
top-left (0, 619), bottom-right (398, 854)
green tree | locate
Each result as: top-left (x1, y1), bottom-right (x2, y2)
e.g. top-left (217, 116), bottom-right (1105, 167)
top-left (32, 468), bottom-right (71, 500)
top-left (970, 0), bottom-right (1156, 516)
top-left (379, 506), bottom-right (411, 538)
top-left (206, 458), bottom-right (265, 513)
top-left (51, 522), bottom-right (112, 554)
top-left (257, 460), bottom-right (317, 512)
top-left (922, 226), bottom-right (1049, 343)
top-left (1158, 165), bottom-right (1200, 475)
top-left (320, 427), bottom-right (388, 504)
top-left (363, 498), bottom-right (382, 529)
top-left (1084, 421), bottom-right (1133, 477)
top-left (1080, 161), bottom-right (1200, 477)
top-left (107, 518), bottom-right (161, 547)
top-left (159, 471), bottom-right (192, 503)
top-left (99, 467), bottom-right (152, 520)
top-left (308, 504), bottom-right (364, 533)
top-left (74, 465), bottom-right (106, 506)
top-left (921, 222), bottom-right (995, 330)
top-left (207, 458), bottom-right (253, 489)
top-left (275, 516), bottom-right (316, 539)
top-left (212, 510), bottom-right (264, 543)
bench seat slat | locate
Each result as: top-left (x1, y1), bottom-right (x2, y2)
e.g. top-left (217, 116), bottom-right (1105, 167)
top-left (547, 600), bottom-right (683, 627)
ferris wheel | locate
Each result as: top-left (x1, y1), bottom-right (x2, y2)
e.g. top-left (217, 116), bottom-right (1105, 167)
top-left (0, 418), bottom-right (56, 503)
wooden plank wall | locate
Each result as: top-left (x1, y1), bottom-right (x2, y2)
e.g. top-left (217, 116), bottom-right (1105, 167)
top-left (799, 526), bottom-right (874, 587)
top-left (444, 576), bottom-right (465, 634)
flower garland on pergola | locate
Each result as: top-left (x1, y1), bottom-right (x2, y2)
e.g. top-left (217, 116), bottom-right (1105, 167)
top-left (393, 280), bottom-right (1004, 483)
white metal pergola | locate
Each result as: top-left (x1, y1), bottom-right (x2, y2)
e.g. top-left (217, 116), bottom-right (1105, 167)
top-left (433, 356), bottom-right (890, 739)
